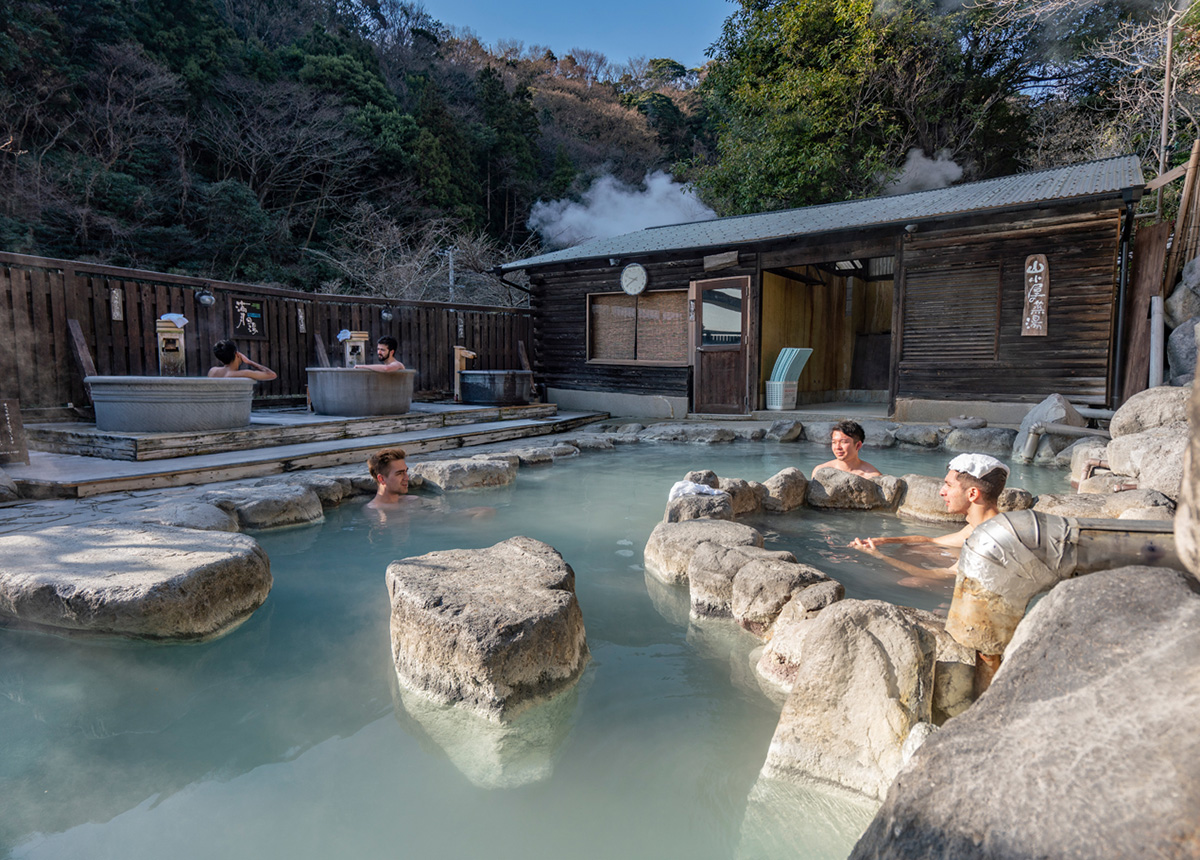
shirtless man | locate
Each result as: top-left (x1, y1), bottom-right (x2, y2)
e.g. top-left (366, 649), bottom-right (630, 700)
top-left (366, 447), bottom-right (413, 509)
top-left (357, 336), bottom-right (405, 373)
top-left (208, 339), bottom-right (277, 381)
top-left (851, 453), bottom-right (1009, 554)
top-left (813, 420), bottom-right (881, 478)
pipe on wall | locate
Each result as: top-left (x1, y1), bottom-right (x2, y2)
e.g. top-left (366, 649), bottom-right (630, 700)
top-left (945, 510), bottom-right (1180, 655)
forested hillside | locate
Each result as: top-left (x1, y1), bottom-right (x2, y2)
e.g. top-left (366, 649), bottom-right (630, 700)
top-left (1, 0), bottom-right (1194, 300)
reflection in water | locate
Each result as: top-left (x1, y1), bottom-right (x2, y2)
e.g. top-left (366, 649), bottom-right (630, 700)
top-left (390, 669), bottom-right (584, 789)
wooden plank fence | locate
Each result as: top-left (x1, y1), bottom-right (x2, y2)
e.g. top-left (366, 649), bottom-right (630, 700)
top-left (0, 252), bottom-right (532, 414)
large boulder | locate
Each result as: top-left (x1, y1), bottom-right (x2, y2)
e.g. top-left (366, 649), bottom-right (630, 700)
top-left (687, 543), bottom-right (797, 619)
top-left (760, 599), bottom-right (936, 800)
top-left (763, 467), bottom-right (808, 511)
top-left (767, 420), bottom-right (805, 442)
top-left (201, 484), bottom-right (324, 530)
top-left (1167, 318), bottom-right (1199, 387)
top-left (0, 523), bottom-right (271, 639)
top-left (718, 477), bottom-right (768, 516)
top-left (643, 520), bottom-right (764, 585)
top-left (1011, 393), bottom-right (1088, 464)
top-left (1107, 424), bottom-right (1188, 499)
top-left (897, 474), bottom-right (1032, 523)
top-left (663, 491), bottom-right (733, 523)
top-left (942, 427), bottom-right (1017, 456)
top-left (1166, 256), bottom-right (1200, 328)
top-left (116, 499), bottom-right (240, 532)
top-left (731, 558), bottom-right (838, 637)
top-left (638, 423), bottom-right (736, 444)
top-left (808, 468), bottom-right (887, 510)
top-left (893, 424), bottom-right (942, 448)
top-left (254, 473), bottom-right (355, 507)
top-left (409, 457), bottom-right (517, 492)
top-left (850, 567), bottom-right (1200, 860)
top-left (1176, 369), bottom-right (1200, 575)
top-left (1110, 385), bottom-right (1190, 437)
top-left (386, 537), bottom-right (588, 722)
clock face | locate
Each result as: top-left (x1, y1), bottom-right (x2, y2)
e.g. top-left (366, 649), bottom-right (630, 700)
top-left (621, 263), bottom-right (648, 296)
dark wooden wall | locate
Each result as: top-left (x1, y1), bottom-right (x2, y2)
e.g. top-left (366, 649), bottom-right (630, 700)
top-left (0, 252), bottom-right (532, 414)
top-left (530, 255), bottom-right (759, 400)
top-left (894, 209), bottom-right (1124, 406)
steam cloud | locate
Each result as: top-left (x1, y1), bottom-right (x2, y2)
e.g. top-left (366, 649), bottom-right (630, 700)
top-left (528, 171), bottom-right (716, 249)
top-left (883, 148), bottom-right (964, 195)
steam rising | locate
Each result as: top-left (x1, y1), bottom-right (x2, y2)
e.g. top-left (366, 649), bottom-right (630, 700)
top-left (528, 171), bottom-right (716, 249)
top-left (883, 148), bottom-right (964, 195)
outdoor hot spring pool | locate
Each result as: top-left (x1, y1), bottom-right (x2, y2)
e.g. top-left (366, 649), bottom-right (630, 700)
top-left (0, 442), bottom-right (1068, 860)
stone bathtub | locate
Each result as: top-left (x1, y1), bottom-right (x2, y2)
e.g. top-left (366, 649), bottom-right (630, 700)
top-left (306, 367), bottom-right (416, 416)
top-left (460, 369), bottom-right (533, 406)
top-left (86, 376), bottom-right (255, 432)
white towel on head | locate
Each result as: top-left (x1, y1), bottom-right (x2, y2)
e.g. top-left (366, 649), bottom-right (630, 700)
top-left (947, 453), bottom-right (1010, 478)
top-left (668, 480), bottom-right (724, 501)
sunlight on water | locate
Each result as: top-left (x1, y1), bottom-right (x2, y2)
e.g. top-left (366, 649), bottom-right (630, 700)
top-left (0, 442), bottom-right (1068, 860)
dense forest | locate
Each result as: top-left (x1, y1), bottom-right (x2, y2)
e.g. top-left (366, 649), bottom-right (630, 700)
top-left (1, 0), bottom-right (1196, 303)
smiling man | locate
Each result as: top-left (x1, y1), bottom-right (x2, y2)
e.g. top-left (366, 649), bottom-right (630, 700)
top-left (813, 420), bottom-right (881, 478)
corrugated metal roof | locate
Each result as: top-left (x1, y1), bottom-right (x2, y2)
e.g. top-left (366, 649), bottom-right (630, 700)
top-left (499, 155), bottom-right (1143, 272)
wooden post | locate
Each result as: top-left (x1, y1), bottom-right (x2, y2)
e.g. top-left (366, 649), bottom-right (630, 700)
top-left (1164, 138), bottom-right (1200, 295)
top-left (66, 318), bottom-right (98, 405)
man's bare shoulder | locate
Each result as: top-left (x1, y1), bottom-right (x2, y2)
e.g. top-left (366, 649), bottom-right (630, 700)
top-left (931, 524), bottom-right (972, 548)
top-left (813, 459), bottom-right (847, 473)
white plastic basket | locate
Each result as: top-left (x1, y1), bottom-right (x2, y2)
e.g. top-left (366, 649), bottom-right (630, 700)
top-left (765, 380), bottom-right (798, 411)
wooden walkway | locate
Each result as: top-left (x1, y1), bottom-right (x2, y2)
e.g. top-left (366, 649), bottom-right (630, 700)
top-left (7, 405), bottom-right (604, 499)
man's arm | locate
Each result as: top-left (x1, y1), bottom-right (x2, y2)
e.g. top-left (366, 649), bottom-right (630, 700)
top-left (358, 360), bottom-right (405, 373)
top-left (232, 352), bottom-right (276, 381)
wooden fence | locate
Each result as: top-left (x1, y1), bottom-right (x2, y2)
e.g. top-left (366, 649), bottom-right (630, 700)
top-left (0, 252), bottom-right (532, 415)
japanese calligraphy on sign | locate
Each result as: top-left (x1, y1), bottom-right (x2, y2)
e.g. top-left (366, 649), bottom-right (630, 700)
top-left (230, 297), bottom-right (267, 340)
top-left (1021, 254), bottom-right (1049, 336)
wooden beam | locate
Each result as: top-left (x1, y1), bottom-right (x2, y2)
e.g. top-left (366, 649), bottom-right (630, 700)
top-left (1145, 162), bottom-right (1188, 191)
top-left (1165, 139), bottom-right (1200, 294)
top-left (66, 318), bottom-right (97, 405)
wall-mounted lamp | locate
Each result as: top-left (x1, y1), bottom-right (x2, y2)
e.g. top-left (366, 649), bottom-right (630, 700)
top-left (196, 288), bottom-right (217, 307)
top-left (608, 257), bottom-right (620, 266)
top-left (381, 308), bottom-right (394, 321)
top-left (904, 223), bottom-right (919, 234)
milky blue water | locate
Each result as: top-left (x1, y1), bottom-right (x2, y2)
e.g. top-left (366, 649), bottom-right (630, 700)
top-left (0, 442), bottom-right (1067, 860)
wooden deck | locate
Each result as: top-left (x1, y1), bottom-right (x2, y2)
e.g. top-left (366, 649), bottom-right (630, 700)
top-left (7, 405), bottom-right (605, 499)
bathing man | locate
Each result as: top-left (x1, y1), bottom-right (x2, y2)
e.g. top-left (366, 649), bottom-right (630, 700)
top-left (208, 339), bottom-right (277, 381)
top-left (366, 447), bottom-right (411, 509)
top-left (851, 453), bottom-right (1009, 553)
top-left (813, 420), bottom-right (881, 478)
top-left (358, 336), bottom-right (406, 373)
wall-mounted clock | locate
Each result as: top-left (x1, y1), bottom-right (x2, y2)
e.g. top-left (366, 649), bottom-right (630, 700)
top-left (620, 263), bottom-right (648, 295)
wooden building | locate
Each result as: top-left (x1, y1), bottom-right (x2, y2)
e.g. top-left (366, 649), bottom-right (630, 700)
top-left (498, 156), bottom-right (1147, 419)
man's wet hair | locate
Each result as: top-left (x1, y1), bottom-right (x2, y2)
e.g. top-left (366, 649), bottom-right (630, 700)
top-left (377, 336), bottom-right (398, 354)
top-left (368, 447), bottom-right (407, 480)
top-left (213, 339), bottom-right (238, 364)
top-left (832, 420), bottom-right (865, 445)
top-left (953, 467), bottom-right (1008, 503)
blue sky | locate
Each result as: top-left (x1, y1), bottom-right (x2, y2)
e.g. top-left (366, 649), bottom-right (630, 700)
top-left (422, 0), bottom-right (735, 70)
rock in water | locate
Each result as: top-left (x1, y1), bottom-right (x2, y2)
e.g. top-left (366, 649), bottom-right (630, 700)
top-left (808, 468), bottom-right (887, 510)
top-left (0, 523), bottom-right (272, 639)
top-left (761, 599), bottom-right (936, 800)
top-left (850, 567), bottom-right (1200, 860)
top-left (643, 519), bottom-right (764, 585)
top-left (408, 457), bottom-right (517, 492)
top-left (386, 537), bottom-right (588, 722)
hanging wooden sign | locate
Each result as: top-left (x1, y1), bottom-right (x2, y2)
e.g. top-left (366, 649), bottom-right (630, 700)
top-left (230, 297), bottom-right (267, 340)
top-left (1021, 254), bottom-right (1049, 336)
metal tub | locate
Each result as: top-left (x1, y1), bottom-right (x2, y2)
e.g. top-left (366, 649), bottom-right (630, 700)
top-left (86, 376), bottom-right (255, 432)
top-left (306, 367), bottom-right (416, 416)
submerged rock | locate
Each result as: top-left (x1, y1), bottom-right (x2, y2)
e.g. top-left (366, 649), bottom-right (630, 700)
top-left (760, 599), bottom-right (936, 800)
top-left (201, 484), bottom-right (325, 529)
top-left (850, 568), bottom-right (1200, 860)
top-left (386, 536), bottom-right (588, 723)
top-left (0, 523), bottom-right (271, 639)
top-left (409, 457), bottom-right (517, 492)
top-left (644, 519), bottom-right (764, 585)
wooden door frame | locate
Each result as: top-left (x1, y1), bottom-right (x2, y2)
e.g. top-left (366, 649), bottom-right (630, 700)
top-left (690, 275), bottom-right (751, 414)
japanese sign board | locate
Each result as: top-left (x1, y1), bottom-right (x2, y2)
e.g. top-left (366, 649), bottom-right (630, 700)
top-left (230, 297), bottom-right (267, 340)
top-left (1021, 254), bottom-right (1049, 336)
top-left (0, 399), bottom-right (30, 465)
